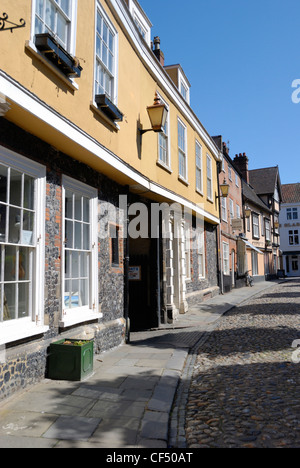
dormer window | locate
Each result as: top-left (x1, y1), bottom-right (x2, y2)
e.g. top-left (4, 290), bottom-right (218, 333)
top-left (134, 15), bottom-right (147, 39)
top-left (164, 65), bottom-right (191, 105)
top-left (128, 0), bottom-right (152, 46)
top-left (178, 70), bottom-right (190, 104)
top-left (180, 81), bottom-right (188, 101)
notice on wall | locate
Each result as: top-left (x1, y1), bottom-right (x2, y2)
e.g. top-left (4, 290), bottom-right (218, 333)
top-left (129, 266), bottom-right (141, 281)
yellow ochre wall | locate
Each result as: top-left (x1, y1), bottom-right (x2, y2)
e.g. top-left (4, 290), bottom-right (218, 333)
top-left (0, 0), bottom-right (219, 220)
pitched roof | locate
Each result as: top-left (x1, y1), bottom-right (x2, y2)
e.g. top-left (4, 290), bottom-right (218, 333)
top-left (248, 166), bottom-right (280, 196)
top-left (242, 180), bottom-right (271, 213)
top-left (281, 183), bottom-right (300, 204)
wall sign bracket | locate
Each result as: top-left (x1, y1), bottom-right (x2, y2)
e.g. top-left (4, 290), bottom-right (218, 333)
top-left (0, 13), bottom-right (26, 32)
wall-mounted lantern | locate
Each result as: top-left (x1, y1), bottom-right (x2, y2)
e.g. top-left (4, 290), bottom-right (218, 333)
top-left (216, 178), bottom-right (230, 199)
top-left (244, 206), bottom-right (251, 218)
top-left (139, 92), bottom-right (168, 141)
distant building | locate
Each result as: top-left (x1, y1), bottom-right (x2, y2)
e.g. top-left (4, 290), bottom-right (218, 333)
top-left (279, 183), bottom-right (300, 276)
top-left (234, 155), bottom-right (282, 280)
top-left (213, 137), bottom-right (244, 292)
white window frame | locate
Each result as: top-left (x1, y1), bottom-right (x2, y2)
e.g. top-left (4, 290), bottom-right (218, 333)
top-left (235, 172), bottom-right (239, 187)
top-left (31, 0), bottom-right (78, 55)
top-left (236, 204), bottom-right (241, 219)
top-left (0, 146), bottom-right (47, 346)
top-left (289, 230), bottom-right (299, 246)
top-left (287, 207), bottom-right (298, 220)
top-left (128, 0), bottom-right (152, 47)
top-left (157, 95), bottom-right (171, 169)
top-left (228, 166), bottom-right (232, 181)
top-left (178, 68), bottom-right (190, 104)
top-left (94, 2), bottom-right (119, 105)
top-left (221, 197), bottom-right (227, 222)
top-left (223, 242), bottom-right (230, 275)
top-left (60, 176), bottom-right (100, 328)
top-left (178, 118), bottom-right (188, 182)
top-left (265, 218), bottom-right (271, 241)
top-left (195, 140), bottom-right (203, 194)
top-left (206, 154), bottom-right (213, 201)
top-left (252, 213), bottom-right (260, 239)
top-left (229, 199), bottom-right (234, 224)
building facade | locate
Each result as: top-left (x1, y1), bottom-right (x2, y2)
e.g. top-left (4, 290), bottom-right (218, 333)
top-left (0, 0), bottom-right (221, 400)
top-left (213, 138), bottom-right (244, 292)
top-left (234, 154), bottom-right (281, 280)
top-left (279, 183), bottom-right (300, 276)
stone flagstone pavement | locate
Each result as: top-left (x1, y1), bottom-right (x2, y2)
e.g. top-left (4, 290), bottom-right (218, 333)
top-left (0, 278), bottom-right (296, 448)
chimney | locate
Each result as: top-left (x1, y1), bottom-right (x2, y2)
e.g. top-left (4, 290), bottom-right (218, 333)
top-left (233, 152), bottom-right (249, 183)
top-left (223, 142), bottom-right (229, 156)
top-left (153, 36), bottom-right (165, 66)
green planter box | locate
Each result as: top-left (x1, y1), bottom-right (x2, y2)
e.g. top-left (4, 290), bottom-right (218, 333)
top-left (48, 339), bottom-right (94, 381)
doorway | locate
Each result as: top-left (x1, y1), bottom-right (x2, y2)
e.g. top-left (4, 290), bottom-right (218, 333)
top-left (128, 235), bottom-right (161, 332)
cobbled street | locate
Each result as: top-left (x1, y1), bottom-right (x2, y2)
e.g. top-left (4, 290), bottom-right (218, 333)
top-left (185, 279), bottom-right (300, 448)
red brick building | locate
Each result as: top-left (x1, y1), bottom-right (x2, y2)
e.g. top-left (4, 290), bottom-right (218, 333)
top-left (214, 137), bottom-right (243, 292)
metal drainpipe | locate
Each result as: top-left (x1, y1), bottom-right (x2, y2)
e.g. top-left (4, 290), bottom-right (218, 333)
top-left (123, 186), bottom-right (130, 343)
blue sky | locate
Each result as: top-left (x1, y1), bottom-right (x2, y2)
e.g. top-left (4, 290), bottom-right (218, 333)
top-left (139, 0), bottom-right (300, 185)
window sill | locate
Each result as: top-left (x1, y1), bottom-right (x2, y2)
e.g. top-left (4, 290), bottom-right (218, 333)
top-left (196, 188), bottom-right (204, 197)
top-left (156, 160), bottom-right (172, 173)
top-left (90, 102), bottom-right (120, 132)
top-left (59, 310), bottom-right (102, 328)
top-left (25, 40), bottom-right (79, 92)
top-left (178, 175), bottom-right (189, 186)
top-left (0, 322), bottom-right (49, 346)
